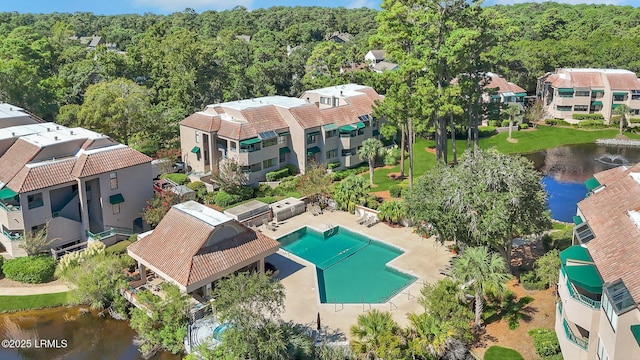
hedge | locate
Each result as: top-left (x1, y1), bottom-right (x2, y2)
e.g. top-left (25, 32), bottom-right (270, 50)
top-left (214, 190), bottom-right (242, 207)
top-left (545, 119), bottom-right (570, 126)
top-left (520, 270), bottom-right (547, 290)
top-left (528, 328), bottom-right (560, 357)
top-left (265, 167), bottom-right (290, 182)
top-left (501, 120), bottom-right (511, 127)
top-left (327, 162), bottom-right (341, 169)
top-left (478, 126), bottom-right (497, 138)
top-left (2, 255), bottom-right (55, 284)
top-left (573, 120), bottom-right (606, 129)
top-left (519, 123), bottom-right (529, 130)
top-left (630, 117), bottom-right (640, 124)
top-left (284, 164), bottom-right (298, 175)
top-left (106, 240), bottom-right (133, 255)
top-left (160, 173), bottom-right (190, 185)
top-left (572, 113), bottom-right (604, 121)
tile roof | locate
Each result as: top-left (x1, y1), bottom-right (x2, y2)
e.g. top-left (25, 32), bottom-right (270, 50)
top-left (0, 138), bottom-right (41, 185)
top-left (179, 112), bottom-right (221, 132)
top-left (127, 206), bottom-right (280, 287)
top-left (485, 74), bottom-right (526, 94)
top-left (544, 69), bottom-right (640, 90)
top-left (578, 163), bottom-right (640, 303)
top-left (71, 147), bottom-right (151, 178)
top-left (7, 159), bottom-right (76, 192)
top-left (606, 73), bottom-right (640, 90)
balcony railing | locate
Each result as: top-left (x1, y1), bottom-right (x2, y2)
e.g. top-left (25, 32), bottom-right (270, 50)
top-left (2, 229), bottom-right (22, 241)
top-left (566, 278), bottom-right (601, 309)
top-left (0, 202), bottom-right (21, 212)
top-left (86, 227), bottom-right (135, 241)
top-left (563, 319), bottom-right (588, 350)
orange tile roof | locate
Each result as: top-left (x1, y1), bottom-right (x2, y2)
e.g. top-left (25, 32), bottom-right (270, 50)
top-left (127, 207), bottom-right (280, 287)
top-left (179, 112), bottom-right (221, 132)
top-left (578, 163), bottom-right (640, 303)
top-left (7, 159), bottom-right (76, 192)
top-left (71, 147), bottom-right (151, 178)
top-left (484, 74), bottom-right (526, 94)
top-left (0, 138), bottom-right (41, 185)
top-left (606, 73), bottom-right (640, 90)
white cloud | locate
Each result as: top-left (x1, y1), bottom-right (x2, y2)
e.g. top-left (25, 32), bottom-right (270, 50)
top-left (133, 0), bottom-right (253, 12)
top-left (346, 0), bottom-right (379, 9)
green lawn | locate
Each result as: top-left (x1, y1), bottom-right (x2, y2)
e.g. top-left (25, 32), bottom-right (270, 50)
top-left (371, 125), bottom-right (627, 192)
top-left (484, 345), bottom-right (525, 360)
top-left (0, 291), bottom-right (71, 313)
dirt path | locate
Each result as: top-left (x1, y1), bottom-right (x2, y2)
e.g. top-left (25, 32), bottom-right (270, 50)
top-left (0, 278), bottom-right (71, 295)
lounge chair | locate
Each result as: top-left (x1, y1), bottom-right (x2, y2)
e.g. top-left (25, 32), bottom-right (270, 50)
top-left (262, 219), bottom-right (277, 231)
top-left (362, 216), bottom-right (376, 227)
top-left (314, 205), bottom-right (323, 215)
top-left (356, 213), bottom-right (368, 224)
top-left (365, 217), bottom-right (380, 228)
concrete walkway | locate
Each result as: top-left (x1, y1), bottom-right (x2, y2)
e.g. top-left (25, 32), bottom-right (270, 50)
top-left (262, 209), bottom-right (454, 340)
top-left (0, 278), bottom-right (71, 296)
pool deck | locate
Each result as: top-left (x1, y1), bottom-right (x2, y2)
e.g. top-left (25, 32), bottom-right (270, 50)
top-left (263, 209), bottom-right (454, 340)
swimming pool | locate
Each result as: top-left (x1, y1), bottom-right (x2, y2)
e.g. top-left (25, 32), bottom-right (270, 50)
top-left (278, 226), bottom-right (416, 304)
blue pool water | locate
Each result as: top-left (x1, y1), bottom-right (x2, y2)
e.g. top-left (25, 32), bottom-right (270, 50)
top-left (279, 226), bottom-right (415, 304)
top-left (542, 176), bottom-right (588, 223)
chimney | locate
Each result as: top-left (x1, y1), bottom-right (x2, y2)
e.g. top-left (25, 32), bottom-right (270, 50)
top-left (54, 136), bottom-right (58, 140)
top-left (306, 97), bottom-right (310, 103)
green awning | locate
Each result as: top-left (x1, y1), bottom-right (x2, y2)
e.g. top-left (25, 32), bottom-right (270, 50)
top-left (564, 264), bottom-right (603, 294)
top-left (190, 146), bottom-right (200, 154)
top-left (612, 104), bottom-right (622, 109)
top-left (355, 122), bottom-right (365, 129)
top-left (323, 123), bottom-right (337, 131)
top-left (573, 216), bottom-right (584, 225)
top-left (0, 187), bottom-right (18, 200)
top-left (516, 92), bottom-right (527, 97)
top-left (339, 125), bottom-right (355, 133)
top-left (307, 146), bottom-right (321, 155)
top-left (591, 89), bottom-right (604, 93)
top-left (279, 146), bottom-right (291, 154)
top-left (584, 177), bottom-right (601, 191)
top-left (613, 91), bottom-right (628, 96)
top-left (558, 88), bottom-right (574, 93)
top-left (489, 94), bottom-right (501, 99)
top-left (373, 130), bottom-right (380, 136)
top-left (109, 193), bottom-right (125, 204)
top-left (240, 138), bottom-right (261, 146)
top-left (560, 245), bottom-right (593, 266)
top-left (631, 325), bottom-right (640, 346)
top-left (278, 131), bottom-right (290, 136)
top-left (591, 101), bottom-right (603, 106)
top-left (307, 131), bottom-right (321, 137)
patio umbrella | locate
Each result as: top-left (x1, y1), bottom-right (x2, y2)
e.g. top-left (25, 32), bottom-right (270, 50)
top-left (317, 312), bottom-right (321, 331)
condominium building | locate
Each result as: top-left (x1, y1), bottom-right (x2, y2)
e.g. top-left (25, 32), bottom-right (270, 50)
top-left (179, 84), bottom-right (383, 184)
top-left (557, 164), bottom-right (640, 359)
top-left (537, 68), bottom-right (640, 122)
top-left (482, 73), bottom-right (527, 120)
top-left (0, 105), bottom-right (153, 257)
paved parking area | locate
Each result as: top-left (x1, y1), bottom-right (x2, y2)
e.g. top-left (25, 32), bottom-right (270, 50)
top-left (263, 209), bottom-right (454, 340)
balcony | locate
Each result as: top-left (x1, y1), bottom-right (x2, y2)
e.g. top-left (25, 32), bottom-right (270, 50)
top-left (2, 229), bottom-right (22, 241)
top-left (566, 277), bottom-right (601, 309)
top-left (563, 319), bottom-right (588, 350)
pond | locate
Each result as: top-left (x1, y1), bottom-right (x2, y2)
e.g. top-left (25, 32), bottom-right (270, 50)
top-left (0, 306), bottom-right (181, 360)
top-left (523, 143), bottom-right (640, 222)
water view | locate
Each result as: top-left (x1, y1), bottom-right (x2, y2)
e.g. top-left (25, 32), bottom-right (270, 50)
top-left (524, 143), bottom-right (640, 222)
top-left (0, 307), bottom-right (180, 360)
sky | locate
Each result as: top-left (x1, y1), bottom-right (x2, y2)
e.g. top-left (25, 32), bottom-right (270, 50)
top-left (0, 0), bottom-right (636, 15)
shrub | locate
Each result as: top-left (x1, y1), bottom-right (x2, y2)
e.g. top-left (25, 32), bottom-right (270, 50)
top-left (106, 240), bottom-right (133, 255)
top-left (202, 191), bottom-right (217, 205)
top-left (545, 119), bottom-right (570, 126)
top-left (187, 181), bottom-right (207, 200)
top-left (528, 328), bottom-right (560, 357)
top-left (214, 190), bottom-right (243, 207)
top-left (327, 162), bottom-right (341, 170)
top-left (377, 200), bottom-right (407, 224)
top-left (254, 184), bottom-right (273, 197)
top-left (478, 126), bottom-right (497, 138)
top-left (501, 120), bottom-right (511, 127)
top-left (284, 164), bottom-right (298, 175)
top-left (2, 255), bottom-right (55, 284)
top-left (265, 167), bottom-right (290, 181)
top-left (630, 117), bottom-right (640, 124)
top-left (128, 234), bottom-right (138, 242)
top-left (572, 113), bottom-right (604, 121)
top-left (520, 270), bottom-right (547, 290)
top-left (488, 120), bottom-right (499, 127)
top-left (389, 185), bottom-right (402, 198)
top-left (573, 119), bottom-right (606, 129)
top-left (160, 173), bottom-right (190, 185)
top-left (519, 123), bottom-right (529, 130)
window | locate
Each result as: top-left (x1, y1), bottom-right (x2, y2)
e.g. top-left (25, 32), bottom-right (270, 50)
top-left (27, 193), bottom-right (43, 209)
top-left (326, 130), bottom-right (337, 138)
top-left (372, 118), bottom-right (378, 128)
top-left (574, 105), bottom-right (588, 112)
top-left (556, 105), bottom-right (572, 112)
top-left (31, 223), bottom-right (45, 233)
top-left (278, 135), bottom-right (287, 144)
top-left (230, 141), bottom-right (237, 152)
top-left (307, 134), bottom-right (318, 144)
top-left (320, 97), bottom-right (331, 105)
top-left (249, 163), bottom-right (261, 173)
top-left (575, 90), bottom-right (590, 97)
top-left (262, 158), bottom-right (276, 169)
top-left (602, 294), bottom-right (618, 331)
top-left (195, 131), bottom-right (199, 143)
top-left (333, 97), bottom-right (339, 107)
top-left (279, 152), bottom-right (286, 163)
top-left (632, 109), bottom-right (640, 115)
top-left (110, 172), bottom-right (118, 190)
top-left (112, 203), bottom-right (120, 215)
top-left (632, 90), bottom-right (640, 100)
top-left (262, 138), bottom-right (277, 147)
top-left (597, 338), bottom-right (609, 360)
top-left (326, 149), bottom-right (337, 159)
top-left (357, 128), bottom-right (364, 136)
top-left (341, 149), bottom-right (354, 157)
top-left (613, 94), bottom-right (626, 102)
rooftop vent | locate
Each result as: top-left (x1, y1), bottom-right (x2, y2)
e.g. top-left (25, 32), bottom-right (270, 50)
top-left (54, 136), bottom-right (58, 140)
top-left (70, 130), bottom-right (74, 135)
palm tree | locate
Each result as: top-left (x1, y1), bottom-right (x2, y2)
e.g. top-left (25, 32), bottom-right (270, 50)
top-left (614, 104), bottom-right (632, 135)
top-left (350, 309), bottom-right (401, 359)
top-left (358, 138), bottom-right (385, 185)
top-left (503, 104), bottom-right (521, 140)
top-left (406, 312), bottom-right (451, 359)
top-left (452, 246), bottom-right (511, 328)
